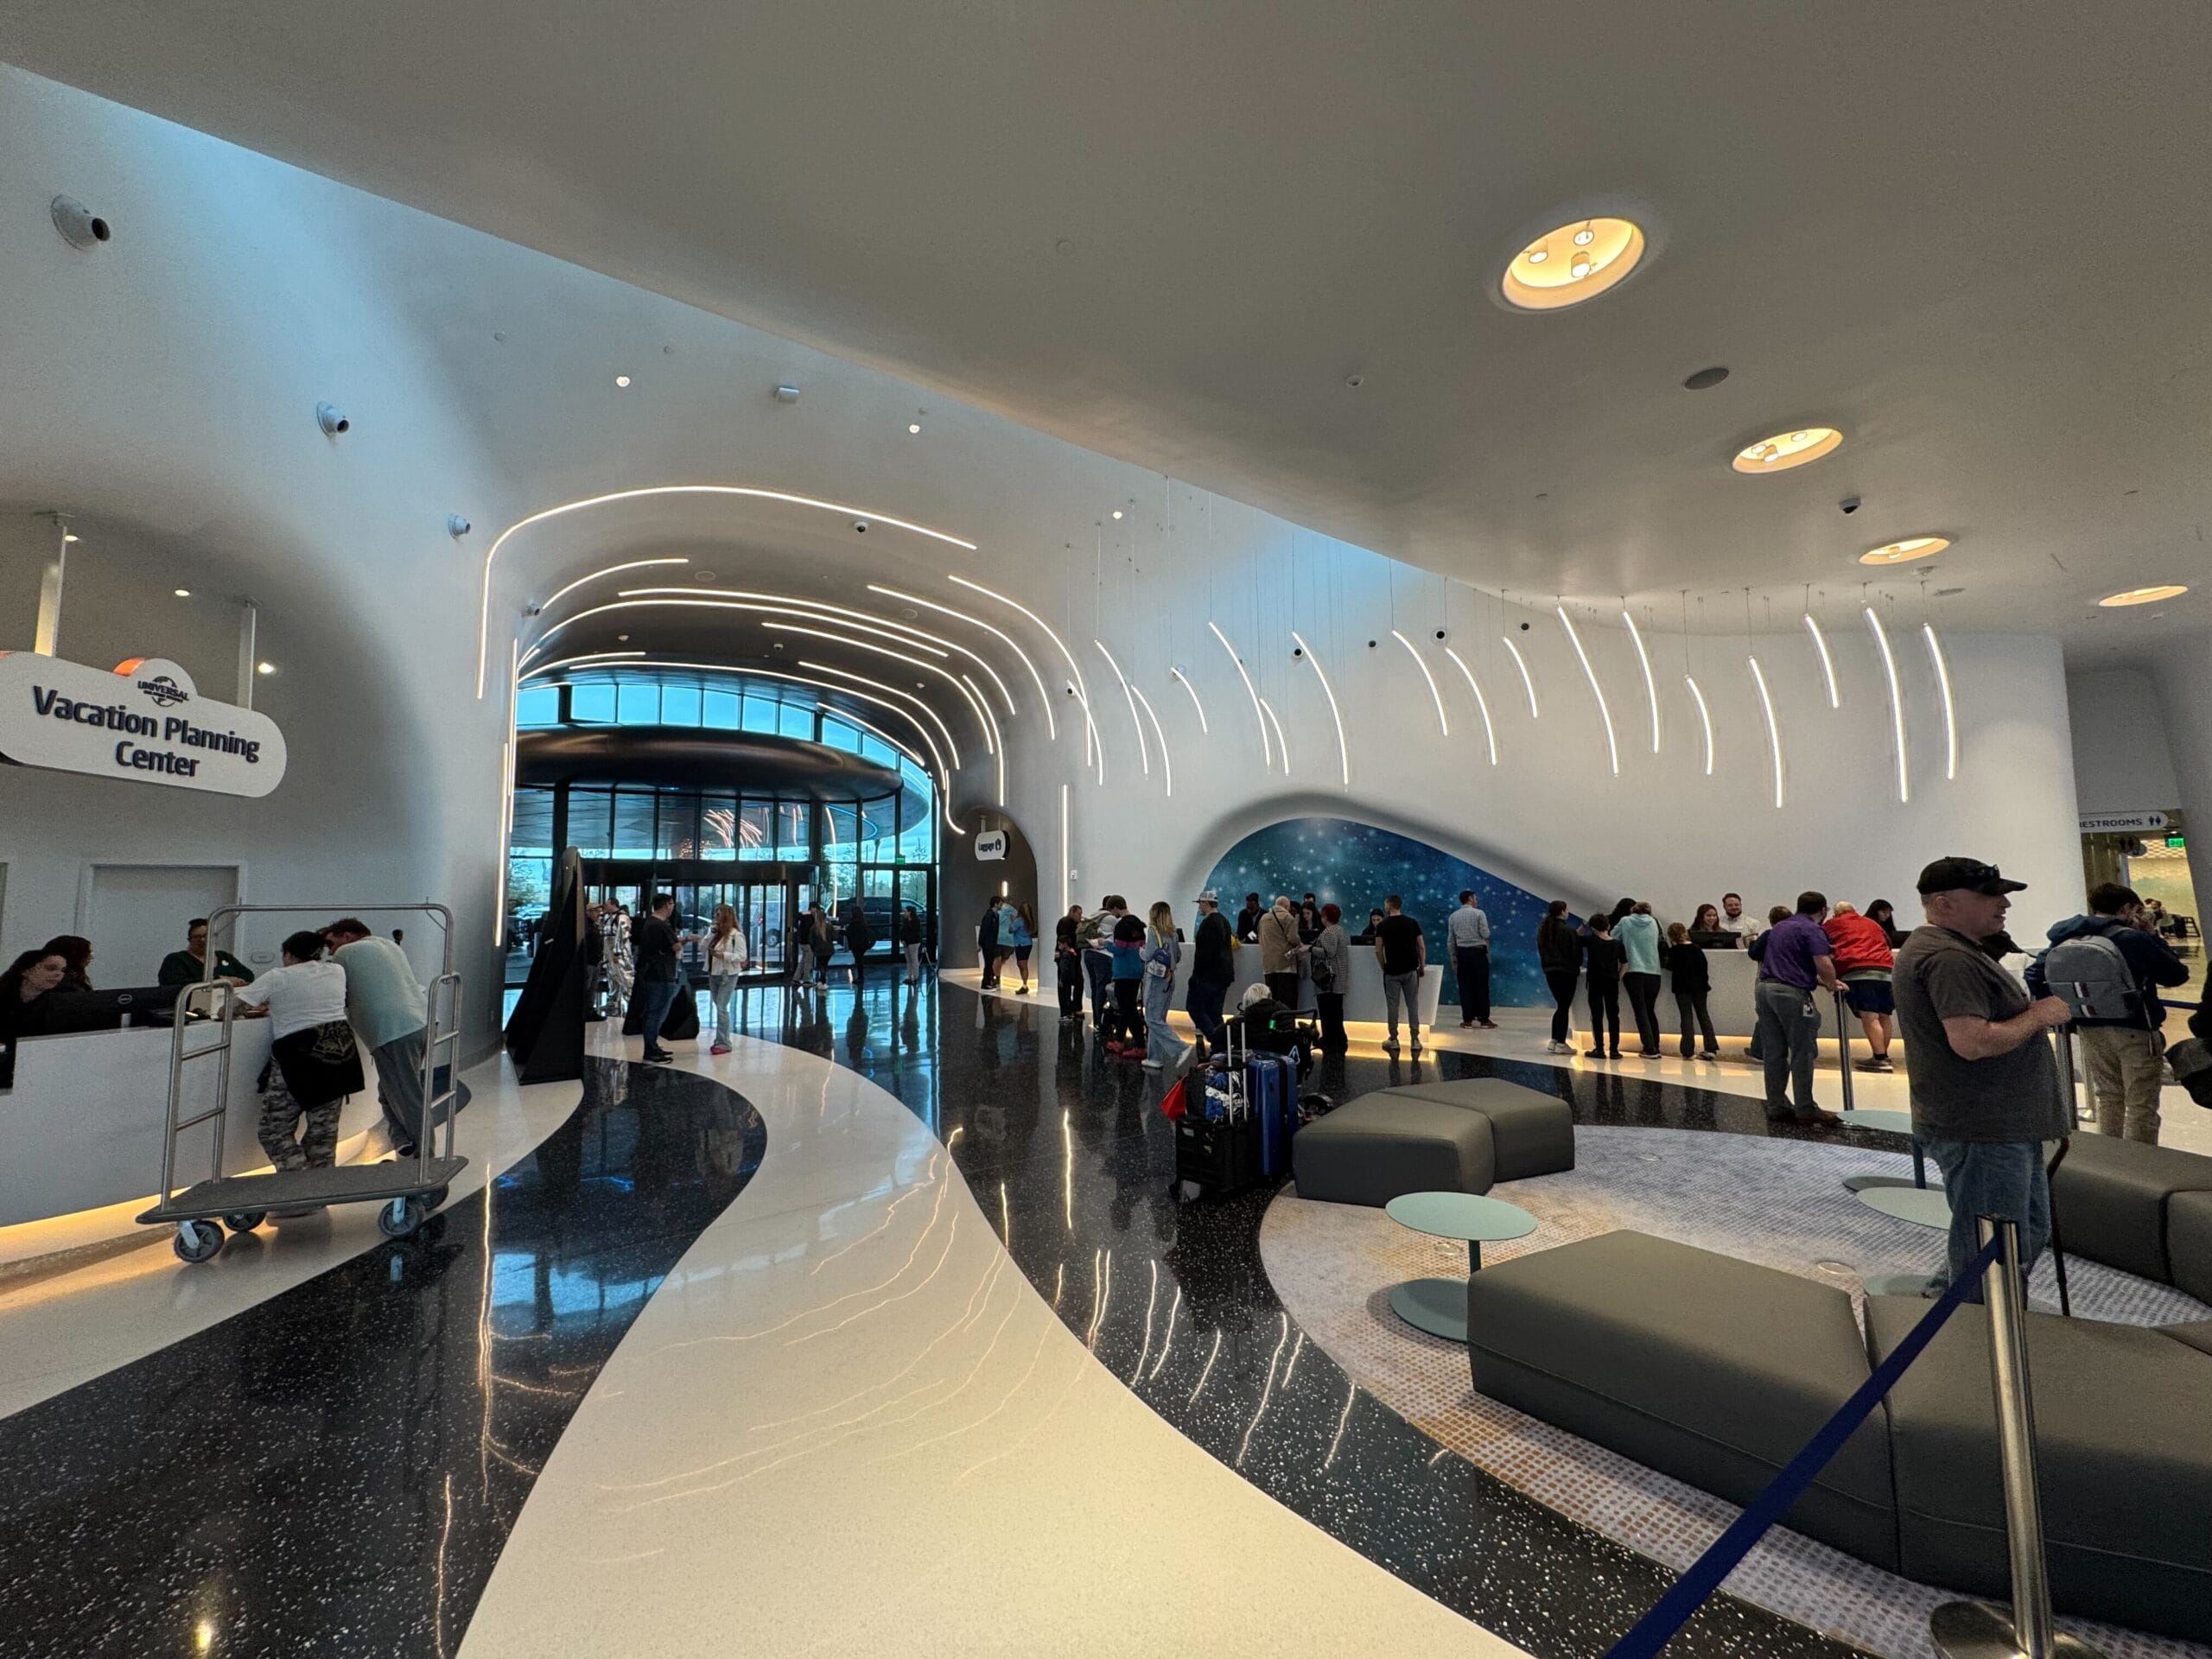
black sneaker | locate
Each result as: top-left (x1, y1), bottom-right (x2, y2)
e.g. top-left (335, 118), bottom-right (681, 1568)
top-left (644, 1049), bottom-right (673, 1064)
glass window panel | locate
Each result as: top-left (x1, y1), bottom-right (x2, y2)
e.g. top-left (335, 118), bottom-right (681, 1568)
top-left (822, 719), bottom-right (859, 753)
top-left (859, 734), bottom-right (895, 767)
top-left (741, 694), bottom-right (779, 734)
top-left (616, 682), bottom-right (661, 725)
top-left (779, 702), bottom-right (815, 741)
top-left (704, 689), bottom-right (741, 729)
top-left (698, 794), bottom-right (740, 861)
top-left (661, 684), bottom-right (702, 727)
top-left (612, 790), bottom-right (659, 855)
top-left (515, 685), bottom-right (561, 728)
top-left (569, 787), bottom-right (614, 857)
top-left (736, 801), bottom-right (776, 861)
top-left (509, 786), bottom-right (556, 858)
top-left (569, 683), bottom-right (616, 723)
top-left (776, 800), bottom-right (813, 857)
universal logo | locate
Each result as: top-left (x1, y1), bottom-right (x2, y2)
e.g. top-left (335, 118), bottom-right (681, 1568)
top-left (137, 675), bottom-right (190, 708)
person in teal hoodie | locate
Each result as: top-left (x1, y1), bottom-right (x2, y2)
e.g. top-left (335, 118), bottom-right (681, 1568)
top-left (1613, 899), bottom-right (1664, 1057)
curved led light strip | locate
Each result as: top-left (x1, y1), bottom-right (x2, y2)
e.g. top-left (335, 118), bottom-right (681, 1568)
top-left (1289, 632), bottom-right (1351, 786)
top-left (521, 645), bottom-right (644, 671)
top-left (798, 658), bottom-right (964, 772)
top-left (950, 575), bottom-right (1102, 782)
top-left (750, 611), bottom-right (950, 658)
top-left (1169, 667), bottom-right (1209, 734)
top-left (1922, 623), bottom-right (1957, 782)
top-left (962, 674), bottom-right (1007, 804)
top-left (1128, 682), bottom-right (1173, 798)
top-left (1092, 642), bottom-right (1151, 776)
top-left (761, 620), bottom-right (993, 751)
top-left (1389, 631), bottom-right (1450, 737)
top-left (535, 556), bottom-right (690, 618)
top-left (1865, 607), bottom-right (1910, 804)
top-left (1258, 696), bottom-right (1291, 776)
top-left (1747, 655), bottom-right (1784, 809)
top-left (1621, 611), bottom-right (1661, 753)
top-left (1803, 614), bottom-right (1841, 709)
top-left (1684, 675), bottom-right (1716, 777)
top-left (475, 485), bottom-right (978, 696)
top-left (1501, 636), bottom-right (1540, 716)
top-left (537, 594), bottom-right (944, 661)
top-left (868, 584), bottom-right (1039, 733)
top-left (1206, 621), bottom-right (1271, 767)
top-left (1440, 647), bottom-right (1498, 766)
top-left (1555, 608), bottom-right (1619, 776)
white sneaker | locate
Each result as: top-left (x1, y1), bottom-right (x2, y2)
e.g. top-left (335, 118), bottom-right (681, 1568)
top-left (1141, 1058), bottom-right (1163, 1071)
top-left (1382, 1038), bottom-right (1401, 1054)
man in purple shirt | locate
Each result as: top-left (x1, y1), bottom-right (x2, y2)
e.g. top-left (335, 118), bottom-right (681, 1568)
top-left (1756, 890), bottom-right (1842, 1127)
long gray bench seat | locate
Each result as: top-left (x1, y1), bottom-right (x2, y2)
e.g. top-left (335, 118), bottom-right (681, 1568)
top-left (2050, 1132), bottom-right (2212, 1286)
top-left (1291, 1079), bottom-right (1573, 1208)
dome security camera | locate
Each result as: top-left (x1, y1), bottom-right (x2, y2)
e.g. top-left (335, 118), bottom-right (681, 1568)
top-left (315, 402), bottom-right (351, 436)
top-left (1839, 494), bottom-right (1862, 515)
top-left (1519, 620), bottom-right (1532, 632)
top-left (51, 195), bottom-right (111, 250)
top-left (853, 519), bottom-right (868, 533)
top-left (1291, 644), bottom-right (1305, 658)
top-left (1434, 628), bottom-right (1447, 640)
top-left (446, 514), bottom-right (472, 539)
top-left (1367, 639), bottom-right (1378, 649)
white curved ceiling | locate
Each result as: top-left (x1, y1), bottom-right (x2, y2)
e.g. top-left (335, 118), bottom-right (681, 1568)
top-left (5, 3), bottom-right (2210, 658)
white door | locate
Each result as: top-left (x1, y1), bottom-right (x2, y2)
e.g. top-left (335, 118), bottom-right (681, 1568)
top-left (83, 865), bottom-right (240, 988)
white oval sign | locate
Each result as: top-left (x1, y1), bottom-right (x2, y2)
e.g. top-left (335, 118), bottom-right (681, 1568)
top-left (974, 829), bottom-right (1007, 861)
top-left (0, 654), bottom-right (287, 798)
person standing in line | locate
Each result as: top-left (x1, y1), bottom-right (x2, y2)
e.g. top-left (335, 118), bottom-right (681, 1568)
top-left (1448, 890), bottom-right (1497, 1030)
top-left (706, 904), bottom-right (747, 1057)
top-left (1080, 897), bottom-right (1118, 1030)
top-left (1536, 900), bottom-right (1581, 1055)
top-left (322, 918), bottom-right (443, 1148)
top-left (810, 904), bottom-right (834, 988)
top-left (1141, 901), bottom-right (1184, 1071)
top-left (897, 903), bottom-right (925, 984)
top-left (1298, 899), bottom-right (1323, 946)
top-left (159, 918), bottom-right (255, 988)
top-left (1822, 902), bottom-right (1898, 1071)
top-left (1580, 910), bottom-right (1624, 1059)
top-left (1372, 893), bottom-right (1427, 1057)
top-left (1895, 857), bottom-right (2072, 1300)
top-left (1664, 921), bottom-right (1718, 1058)
top-left (1258, 894), bottom-right (1304, 1009)
top-left (1866, 898), bottom-right (1909, 949)
top-left (1236, 893), bottom-right (1264, 944)
top-left (1742, 904), bottom-right (1790, 1062)
top-left (2028, 881), bottom-right (2190, 1145)
top-left (1308, 904), bottom-right (1351, 1052)
top-left (1615, 900), bottom-right (1663, 1056)
top-left (1107, 900), bottom-right (1148, 1059)
top-left (843, 899), bottom-right (876, 992)
top-left (231, 931), bottom-right (361, 1178)
top-left (1006, 901), bottom-right (1038, 995)
top-left (1053, 904), bottom-right (1086, 1019)
top-left (626, 893), bottom-right (684, 1065)
top-left (976, 899), bottom-right (1002, 990)
top-left (1186, 891), bottom-right (1234, 1059)
top-left (1755, 893), bottom-right (1843, 1126)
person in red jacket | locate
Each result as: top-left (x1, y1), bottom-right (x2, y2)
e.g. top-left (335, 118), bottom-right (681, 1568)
top-left (1823, 902), bottom-right (1897, 1071)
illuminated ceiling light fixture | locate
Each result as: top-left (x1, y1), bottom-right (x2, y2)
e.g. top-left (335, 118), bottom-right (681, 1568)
top-left (1501, 216), bottom-right (1646, 309)
top-left (614, 375), bottom-right (631, 387)
top-left (1620, 610), bottom-right (1661, 753)
top-left (907, 422), bottom-right (921, 434)
top-left (1732, 427), bottom-right (1844, 474)
top-left (1128, 682), bottom-right (1173, 798)
top-left (798, 658), bottom-right (964, 772)
top-left (1166, 666), bottom-right (1212, 741)
top-left (536, 556), bottom-right (690, 616)
top-left (1206, 622), bottom-right (1271, 767)
top-left (1747, 656), bottom-right (1784, 809)
top-left (1860, 536), bottom-right (1950, 566)
top-left (173, 588), bottom-right (191, 598)
top-left (1555, 608), bottom-right (1619, 776)
top-left (1501, 635), bottom-right (1540, 716)
top-left (1922, 623), bottom-right (1958, 782)
top-left (474, 485), bottom-right (977, 697)
top-left (1389, 631), bottom-right (1450, 737)
top-left (958, 672), bottom-right (1006, 804)
top-left (1802, 613), bottom-right (1841, 709)
top-left (1440, 647), bottom-right (1498, 766)
top-left (517, 650), bottom-right (647, 675)
top-left (950, 575), bottom-right (1103, 781)
top-left (1258, 697), bottom-right (1291, 776)
top-left (1093, 642), bottom-right (1151, 776)
top-left (1684, 674), bottom-right (1716, 777)
top-left (868, 584), bottom-right (1035, 727)
top-left (1864, 606), bottom-right (1910, 804)
top-left (760, 621), bottom-right (992, 749)
top-left (256, 661), bottom-right (276, 676)
top-left (1290, 631), bottom-right (1351, 787)
top-left (754, 613), bottom-right (950, 658)
top-left (493, 639), bottom-right (519, 942)
top-left (1111, 509), bottom-right (1123, 520)
top-left (2098, 584), bottom-right (2190, 607)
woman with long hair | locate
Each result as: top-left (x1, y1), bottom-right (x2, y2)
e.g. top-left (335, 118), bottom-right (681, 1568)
top-left (706, 903), bottom-right (747, 1056)
top-left (232, 931), bottom-right (365, 1173)
top-left (1535, 901), bottom-right (1580, 1055)
top-left (1689, 902), bottom-right (1721, 935)
top-left (40, 934), bottom-right (93, 993)
top-left (1007, 901), bottom-right (1038, 995)
top-left (1141, 901), bottom-right (1183, 1071)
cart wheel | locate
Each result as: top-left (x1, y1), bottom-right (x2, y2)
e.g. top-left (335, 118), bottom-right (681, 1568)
top-left (173, 1220), bottom-right (224, 1263)
top-left (378, 1196), bottom-right (426, 1239)
top-left (222, 1211), bottom-right (267, 1234)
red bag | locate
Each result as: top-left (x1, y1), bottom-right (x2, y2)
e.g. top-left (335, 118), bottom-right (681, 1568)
top-left (1160, 1076), bottom-right (1190, 1121)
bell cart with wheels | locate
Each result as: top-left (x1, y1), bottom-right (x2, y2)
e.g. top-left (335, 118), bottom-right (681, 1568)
top-left (136, 903), bottom-right (469, 1263)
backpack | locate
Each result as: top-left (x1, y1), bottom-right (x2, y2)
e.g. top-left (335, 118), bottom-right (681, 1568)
top-left (2039, 931), bottom-right (2140, 1023)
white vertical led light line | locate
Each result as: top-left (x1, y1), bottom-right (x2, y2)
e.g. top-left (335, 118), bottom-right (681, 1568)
top-left (1922, 623), bottom-right (1958, 781)
top-left (1058, 783), bottom-right (1070, 914)
top-left (1865, 606), bottom-right (1910, 804)
top-left (1747, 656), bottom-right (1784, 808)
top-left (1555, 608), bottom-right (1619, 776)
top-left (1093, 642), bottom-right (1150, 776)
top-left (1289, 632), bottom-right (1350, 786)
top-left (493, 639), bottom-right (519, 943)
top-left (1803, 613), bottom-right (1841, 709)
top-left (1620, 611), bottom-right (1661, 753)
top-left (1389, 631), bottom-right (1450, 736)
top-left (1258, 697), bottom-right (1291, 775)
top-left (1207, 621), bottom-right (1271, 766)
top-left (1440, 648), bottom-right (1497, 766)
top-left (1128, 683), bottom-right (1173, 797)
top-left (1169, 667), bottom-right (1209, 734)
top-left (1684, 675), bottom-right (1716, 777)
top-left (1501, 635), bottom-right (1540, 716)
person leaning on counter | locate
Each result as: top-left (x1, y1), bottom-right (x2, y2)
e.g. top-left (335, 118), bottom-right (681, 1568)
top-left (158, 917), bottom-right (256, 988)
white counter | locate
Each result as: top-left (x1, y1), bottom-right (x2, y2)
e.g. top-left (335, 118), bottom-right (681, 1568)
top-left (1165, 942), bottom-right (1446, 1029)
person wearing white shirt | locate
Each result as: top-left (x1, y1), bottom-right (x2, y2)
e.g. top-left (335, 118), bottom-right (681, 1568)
top-left (1447, 891), bottom-right (1497, 1029)
top-left (231, 931), bottom-right (362, 1171)
top-left (1722, 893), bottom-right (1768, 945)
top-left (706, 904), bottom-right (749, 1056)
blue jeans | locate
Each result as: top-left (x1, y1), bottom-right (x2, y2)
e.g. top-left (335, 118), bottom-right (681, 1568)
top-left (636, 977), bottom-right (679, 1055)
top-left (1187, 976), bottom-right (1229, 1048)
top-left (1754, 980), bottom-right (1821, 1116)
top-left (709, 974), bottom-right (739, 1044)
top-left (1924, 1137), bottom-right (2050, 1302)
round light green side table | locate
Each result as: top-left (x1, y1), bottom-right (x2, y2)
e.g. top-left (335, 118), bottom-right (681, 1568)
top-left (1383, 1190), bottom-right (1537, 1342)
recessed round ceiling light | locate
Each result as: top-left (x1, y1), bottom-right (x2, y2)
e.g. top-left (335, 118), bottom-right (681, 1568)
top-left (1860, 535), bottom-right (1950, 565)
top-left (256, 661), bottom-right (275, 675)
top-left (2098, 584), bottom-right (2190, 607)
top-left (1112, 509), bottom-right (1123, 519)
top-left (614, 374), bottom-right (631, 387)
top-left (907, 422), bottom-right (921, 434)
top-left (1502, 217), bottom-right (1646, 310)
top-left (1683, 365), bottom-right (1730, 391)
top-left (61, 532), bottom-right (79, 543)
top-left (174, 588), bottom-right (191, 598)
top-left (1732, 426), bottom-right (1844, 474)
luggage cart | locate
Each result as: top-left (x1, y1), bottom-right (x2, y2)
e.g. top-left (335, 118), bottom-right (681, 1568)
top-left (137, 903), bottom-right (468, 1263)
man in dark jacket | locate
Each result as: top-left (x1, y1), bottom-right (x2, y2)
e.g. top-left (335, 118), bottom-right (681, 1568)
top-left (844, 900), bottom-right (877, 991)
top-left (2028, 882), bottom-right (2189, 1144)
top-left (976, 899), bottom-right (1001, 989)
top-left (1236, 893), bottom-right (1263, 944)
top-left (1186, 890), bottom-right (1236, 1059)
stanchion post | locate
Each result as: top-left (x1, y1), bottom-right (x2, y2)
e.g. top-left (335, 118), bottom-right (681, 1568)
top-left (1834, 988), bottom-right (1855, 1115)
top-left (1929, 1217), bottom-right (2102, 1659)
top-left (2054, 1026), bottom-right (2083, 1127)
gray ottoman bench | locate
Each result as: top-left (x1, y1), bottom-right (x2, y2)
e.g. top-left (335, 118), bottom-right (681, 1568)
top-left (2168, 1189), bottom-right (2212, 1305)
top-left (1379, 1079), bottom-right (1576, 1180)
top-left (2050, 1133), bottom-right (2212, 1284)
top-left (1465, 1230), bottom-right (1901, 1568)
top-left (1291, 1079), bottom-right (1573, 1206)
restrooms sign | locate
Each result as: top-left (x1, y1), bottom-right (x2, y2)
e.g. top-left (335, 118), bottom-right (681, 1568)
top-left (0, 654), bottom-right (287, 798)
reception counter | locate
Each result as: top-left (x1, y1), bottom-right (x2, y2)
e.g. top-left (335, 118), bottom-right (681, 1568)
top-left (1162, 943), bottom-right (1445, 1032)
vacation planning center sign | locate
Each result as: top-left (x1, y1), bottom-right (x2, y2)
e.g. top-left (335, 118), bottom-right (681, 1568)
top-left (0, 653), bottom-right (287, 797)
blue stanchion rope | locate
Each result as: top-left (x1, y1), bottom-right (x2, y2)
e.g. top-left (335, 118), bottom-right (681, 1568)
top-left (1603, 1233), bottom-right (2006, 1659)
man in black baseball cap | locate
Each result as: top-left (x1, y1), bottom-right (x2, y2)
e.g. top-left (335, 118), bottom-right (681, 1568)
top-left (1892, 855), bottom-right (2071, 1300)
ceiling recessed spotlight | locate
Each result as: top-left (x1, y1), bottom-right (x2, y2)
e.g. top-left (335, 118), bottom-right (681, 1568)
top-left (1112, 509), bottom-right (1123, 519)
top-left (1683, 365), bottom-right (1730, 391)
top-left (256, 661), bottom-right (275, 676)
top-left (616, 632), bottom-right (631, 641)
top-left (1502, 216), bottom-right (1646, 309)
top-left (1860, 535), bottom-right (1950, 565)
top-left (2098, 584), bottom-right (2190, 607)
top-left (614, 375), bottom-right (631, 388)
top-left (907, 422), bottom-right (921, 434)
top-left (1732, 426), bottom-right (1843, 474)
top-left (61, 532), bottom-right (79, 543)
top-left (174, 588), bottom-right (191, 598)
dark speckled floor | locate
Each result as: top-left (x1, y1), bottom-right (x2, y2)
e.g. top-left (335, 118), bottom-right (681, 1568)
top-left (0, 1061), bottom-right (762, 1659)
top-left (749, 976), bottom-right (1871, 1659)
